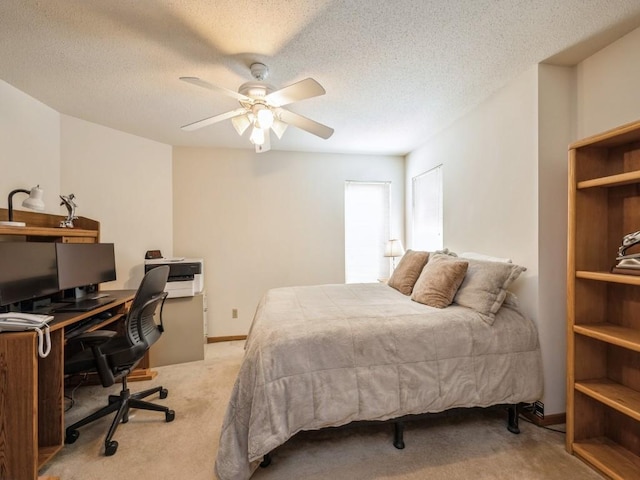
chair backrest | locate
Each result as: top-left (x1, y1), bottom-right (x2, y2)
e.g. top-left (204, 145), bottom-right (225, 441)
top-left (126, 265), bottom-right (169, 349)
top-left (106, 265), bottom-right (169, 372)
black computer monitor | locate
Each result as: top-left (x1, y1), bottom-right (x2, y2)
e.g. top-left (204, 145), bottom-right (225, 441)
top-left (55, 243), bottom-right (117, 291)
top-left (0, 242), bottom-right (59, 307)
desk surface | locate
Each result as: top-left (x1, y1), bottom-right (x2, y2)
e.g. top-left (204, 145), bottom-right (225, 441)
top-left (49, 290), bottom-right (136, 331)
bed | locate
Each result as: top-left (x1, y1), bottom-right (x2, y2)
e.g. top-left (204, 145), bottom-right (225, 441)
top-left (214, 252), bottom-right (544, 480)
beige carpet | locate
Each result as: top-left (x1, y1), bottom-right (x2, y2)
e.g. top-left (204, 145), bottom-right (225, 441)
top-left (41, 341), bottom-right (602, 480)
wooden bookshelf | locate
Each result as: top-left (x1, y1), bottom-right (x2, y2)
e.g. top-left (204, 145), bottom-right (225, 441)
top-left (567, 119), bottom-right (640, 478)
top-left (0, 207), bottom-right (100, 243)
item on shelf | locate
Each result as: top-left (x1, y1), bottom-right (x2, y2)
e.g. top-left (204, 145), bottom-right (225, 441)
top-left (611, 266), bottom-right (640, 275)
top-left (59, 193), bottom-right (78, 228)
top-left (613, 230), bottom-right (640, 271)
top-left (0, 185), bottom-right (45, 227)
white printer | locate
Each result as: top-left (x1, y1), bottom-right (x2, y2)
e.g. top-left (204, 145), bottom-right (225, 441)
top-left (144, 258), bottom-right (204, 298)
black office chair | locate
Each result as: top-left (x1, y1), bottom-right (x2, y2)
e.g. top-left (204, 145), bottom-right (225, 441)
top-left (64, 265), bottom-right (175, 456)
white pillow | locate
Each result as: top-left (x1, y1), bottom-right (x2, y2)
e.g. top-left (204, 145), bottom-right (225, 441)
top-left (459, 251), bottom-right (512, 264)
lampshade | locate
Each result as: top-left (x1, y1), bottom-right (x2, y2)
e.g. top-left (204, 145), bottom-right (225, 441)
top-left (0, 185), bottom-right (45, 227)
top-left (271, 119), bottom-right (288, 139)
top-left (254, 105), bottom-right (274, 130)
top-left (22, 185), bottom-right (45, 211)
top-left (231, 114), bottom-right (252, 136)
top-left (384, 239), bottom-right (405, 258)
top-left (249, 126), bottom-right (265, 146)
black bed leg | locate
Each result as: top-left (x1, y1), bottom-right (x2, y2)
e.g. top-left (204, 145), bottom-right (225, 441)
top-left (260, 453), bottom-right (272, 468)
top-left (507, 404), bottom-right (520, 434)
top-left (393, 421), bottom-right (405, 449)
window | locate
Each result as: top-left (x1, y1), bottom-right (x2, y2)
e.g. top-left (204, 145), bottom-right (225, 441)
top-left (412, 165), bottom-right (443, 251)
top-left (344, 181), bottom-right (391, 283)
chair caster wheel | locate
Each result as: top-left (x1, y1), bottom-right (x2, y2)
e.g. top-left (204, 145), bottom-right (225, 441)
top-left (65, 429), bottom-right (79, 444)
top-left (105, 440), bottom-right (118, 456)
top-left (160, 388), bottom-right (168, 399)
top-left (166, 409), bottom-right (175, 422)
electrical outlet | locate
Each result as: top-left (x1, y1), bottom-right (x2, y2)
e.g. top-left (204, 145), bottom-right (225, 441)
top-left (232, 308), bottom-right (238, 319)
top-left (534, 400), bottom-right (544, 418)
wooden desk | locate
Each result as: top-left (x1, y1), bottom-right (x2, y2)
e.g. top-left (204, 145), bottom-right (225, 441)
top-left (0, 290), bottom-right (135, 480)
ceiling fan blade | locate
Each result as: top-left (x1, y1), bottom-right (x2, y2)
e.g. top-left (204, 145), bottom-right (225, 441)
top-left (278, 109), bottom-right (334, 139)
top-left (265, 78), bottom-right (326, 107)
top-left (181, 108), bottom-right (247, 131)
top-left (180, 76), bottom-right (251, 102)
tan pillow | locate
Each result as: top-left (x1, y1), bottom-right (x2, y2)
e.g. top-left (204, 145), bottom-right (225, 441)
top-left (411, 255), bottom-right (469, 308)
top-left (387, 250), bottom-right (429, 295)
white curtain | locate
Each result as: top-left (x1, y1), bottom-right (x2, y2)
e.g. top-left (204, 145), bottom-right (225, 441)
top-left (412, 165), bottom-right (443, 251)
top-left (345, 181), bottom-right (391, 283)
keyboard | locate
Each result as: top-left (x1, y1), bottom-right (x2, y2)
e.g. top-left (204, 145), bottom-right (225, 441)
top-left (64, 316), bottom-right (106, 339)
top-left (56, 296), bottom-right (113, 312)
top-left (24, 302), bottom-right (73, 315)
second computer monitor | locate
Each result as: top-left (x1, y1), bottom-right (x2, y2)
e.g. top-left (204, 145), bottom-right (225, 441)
top-left (56, 243), bottom-right (117, 291)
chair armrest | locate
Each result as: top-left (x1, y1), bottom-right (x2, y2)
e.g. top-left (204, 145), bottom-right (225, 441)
top-left (66, 330), bottom-right (117, 351)
top-left (91, 343), bottom-right (116, 388)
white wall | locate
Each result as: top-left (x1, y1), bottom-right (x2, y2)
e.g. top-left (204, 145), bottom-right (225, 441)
top-left (406, 66), bottom-right (539, 310)
top-left (60, 115), bottom-right (173, 290)
top-left (172, 147), bottom-right (404, 337)
top-left (0, 81), bottom-right (61, 213)
top-left (405, 65), bottom-right (571, 415)
top-left (575, 26), bottom-right (640, 139)
top-left (537, 64), bottom-right (574, 418)
top-left (0, 80), bottom-right (173, 291)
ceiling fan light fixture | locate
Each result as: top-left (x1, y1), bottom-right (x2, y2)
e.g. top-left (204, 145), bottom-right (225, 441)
top-left (254, 105), bottom-right (274, 130)
top-left (249, 126), bottom-right (265, 146)
top-left (231, 114), bottom-right (252, 135)
top-left (271, 119), bottom-right (288, 139)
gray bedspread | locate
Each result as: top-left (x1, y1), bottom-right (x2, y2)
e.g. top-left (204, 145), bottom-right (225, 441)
top-left (215, 283), bottom-right (543, 480)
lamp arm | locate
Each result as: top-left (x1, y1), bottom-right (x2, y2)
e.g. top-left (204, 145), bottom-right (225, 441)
top-left (7, 189), bottom-right (30, 222)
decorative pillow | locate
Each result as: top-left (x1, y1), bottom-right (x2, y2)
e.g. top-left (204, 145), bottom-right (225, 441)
top-left (411, 254), bottom-right (468, 308)
top-left (387, 250), bottom-right (429, 295)
top-left (452, 257), bottom-right (526, 325)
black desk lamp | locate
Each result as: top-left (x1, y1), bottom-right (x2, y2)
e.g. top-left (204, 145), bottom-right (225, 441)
top-left (0, 185), bottom-right (45, 227)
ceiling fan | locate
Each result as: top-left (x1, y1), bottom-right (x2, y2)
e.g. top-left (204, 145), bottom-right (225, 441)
top-left (179, 63), bottom-right (334, 153)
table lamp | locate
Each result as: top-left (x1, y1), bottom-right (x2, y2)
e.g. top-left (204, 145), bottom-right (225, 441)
top-left (384, 239), bottom-right (405, 270)
top-left (0, 185), bottom-right (45, 227)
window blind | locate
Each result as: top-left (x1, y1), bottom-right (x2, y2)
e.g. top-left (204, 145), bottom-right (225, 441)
top-left (344, 181), bottom-right (391, 283)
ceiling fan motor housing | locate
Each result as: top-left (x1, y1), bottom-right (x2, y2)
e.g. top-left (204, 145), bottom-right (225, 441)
top-left (250, 62), bottom-right (269, 81)
top-left (238, 81), bottom-right (275, 100)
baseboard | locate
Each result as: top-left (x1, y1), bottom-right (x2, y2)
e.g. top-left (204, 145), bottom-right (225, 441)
top-left (521, 410), bottom-right (566, 426)
top-left (207, 335), bottom-right (247, 344)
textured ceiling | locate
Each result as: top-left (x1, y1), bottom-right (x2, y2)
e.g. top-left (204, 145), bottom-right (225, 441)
top-left (2, 1), bottom-right (640, 155)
